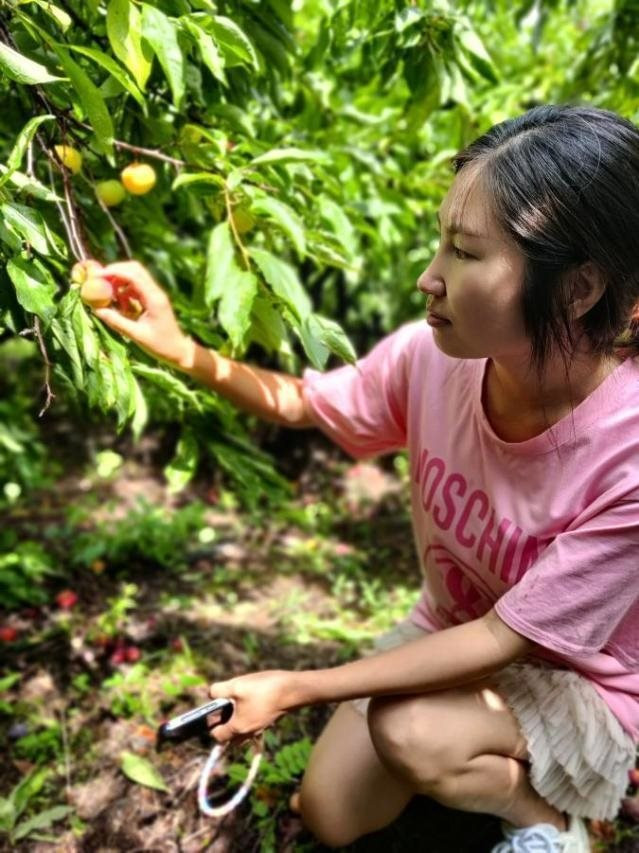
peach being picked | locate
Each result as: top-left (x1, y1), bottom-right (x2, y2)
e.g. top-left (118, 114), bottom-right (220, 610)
top-left (71, 259), bottom-right (104, 285)
top-left (120, 162), bottom-right (156, 195)
top-left (80, 275), bottom-right (114, 309)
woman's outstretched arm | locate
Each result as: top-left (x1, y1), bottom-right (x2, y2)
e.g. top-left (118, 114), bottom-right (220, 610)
top-left (92, 260), bottom-right (315, 428)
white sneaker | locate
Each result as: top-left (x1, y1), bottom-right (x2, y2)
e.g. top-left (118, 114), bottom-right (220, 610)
top-left (491, 814), bottom-right (591, 852)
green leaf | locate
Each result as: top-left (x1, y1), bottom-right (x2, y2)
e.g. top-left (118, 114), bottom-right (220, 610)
top-left (250, 248), bottom-right (311, 321)
top-left (11, 770), bottom-right (49, 822)
top-left (0, 115), bottom-right (55, 189)
top-left (0, 167), bottom-right (61, 203)
top-left (205, 16), bottom-right (258, 68)
top-left (6, 256), bottom-right (57, 321)
top-left (52, 314), bottom-right (84, 386)
top-left (250, 296), bottom-right (288, 354)
top-left (2, 204), bottom-right (51, 255)
top-left (303, 314), bottom-right (357, 365)
top-left (249, 147), bottom-right (329, 167)
top-left (120, 751), bottom-right (168, 792)
top-left (141, 5), bottom-right (185, 109)
top-left (165, 429), bottom-right (198, 493)
top-left (219, 269), bottom-right (258, 350)
top-left (30, 1), bottom-right (72, 31)
top-left (251, 196), bottom-right (306, 257)
top-left (53, 45), bottom-right (114, 157)
top-left (181, 19), bottom-right (227, 86)
top-left (318, 196), bottom-right (358, 258)
top-left (12, 805), bottom-right (73, 841)
top-left (106, 0), bottom-right (153, 91)
top-left (133, 364), bottom-right (202, 409)
top-left (204, 221), bottom-right (235, 308)
top-left (0, 43), bottom-right (64, 84)
top-left (456, 27), bottom-right (499, 84)
top-left (171, 172), bottom-right (225, 192)
top-left (66, 45), bottom-right (146, 111)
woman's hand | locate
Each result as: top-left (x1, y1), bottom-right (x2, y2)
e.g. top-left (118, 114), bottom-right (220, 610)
top-left (208, 670), bottom-right (300, 744)
top-left (91, 260), bottom-right (195, 368)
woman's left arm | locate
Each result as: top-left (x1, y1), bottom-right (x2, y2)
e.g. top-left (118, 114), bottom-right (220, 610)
top-left (208, 609), bottom-right (534, 742)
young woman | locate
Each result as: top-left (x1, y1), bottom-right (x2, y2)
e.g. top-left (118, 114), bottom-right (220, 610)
top-left (94, 104), bottom-right (639, 852)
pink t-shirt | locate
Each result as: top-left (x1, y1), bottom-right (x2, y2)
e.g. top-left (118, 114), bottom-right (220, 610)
top-left (303, 321), bottom-right (639, 740)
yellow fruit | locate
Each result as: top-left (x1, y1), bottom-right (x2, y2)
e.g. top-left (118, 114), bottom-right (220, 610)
top-left (233, 206), bottom-right (256, 235)
top-left (96, 179), bottom-right (126, 208)
top-left (71, 259), bottom-right (103, 285)
top-left (120, 162), bottom-right (156, 195)
top-left (80, 275), bottom-right (113, 309)
top-left (54, 145), bottom-right (82, 174)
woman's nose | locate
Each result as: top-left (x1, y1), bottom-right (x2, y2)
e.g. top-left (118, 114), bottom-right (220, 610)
top-left (416, 266), bottom-right (446, 298)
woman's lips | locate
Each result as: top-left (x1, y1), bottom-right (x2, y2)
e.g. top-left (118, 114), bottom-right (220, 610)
top-left (426, 310), bottom-right (450, 326)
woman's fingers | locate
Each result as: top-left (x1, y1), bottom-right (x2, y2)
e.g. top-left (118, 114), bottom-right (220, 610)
top-left (93, 306), bottom-right (144, 340)
top-left (100, 261), bottom-right (169, 310)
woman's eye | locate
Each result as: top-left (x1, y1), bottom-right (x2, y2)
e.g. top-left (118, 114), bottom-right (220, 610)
top-left (453, 246), bottom-right (473, 260)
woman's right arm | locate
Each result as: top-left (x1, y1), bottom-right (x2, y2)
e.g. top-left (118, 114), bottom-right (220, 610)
top-left (92, 260), bottom-right (315, 428)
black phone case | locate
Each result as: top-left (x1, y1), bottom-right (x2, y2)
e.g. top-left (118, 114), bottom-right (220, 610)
top-left (156, 701), bottom-right (233, 749)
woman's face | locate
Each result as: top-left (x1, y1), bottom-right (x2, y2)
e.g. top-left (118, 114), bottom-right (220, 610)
top-left (417, 167), bottom-right (530, 362)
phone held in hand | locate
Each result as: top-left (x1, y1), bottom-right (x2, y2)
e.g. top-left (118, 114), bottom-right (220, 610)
top-left (157, 698), bottom-right (233, 748)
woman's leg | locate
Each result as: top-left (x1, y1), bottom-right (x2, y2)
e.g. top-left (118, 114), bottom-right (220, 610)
top-left (298, 702), bottom-right (414, 848)
top-left (367, 679), bottom-right (565, 831)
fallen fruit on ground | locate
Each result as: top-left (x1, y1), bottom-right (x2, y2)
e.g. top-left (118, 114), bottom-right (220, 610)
top-left (71, 259), bottom-right (103, 285)
top-left (54, 144), bottom-right (82, 174)
top-left (56, 589), bottom-right (79, 609)
top-left (0, 626), bottom-right (18, 642)
top-left (96, 179), bottom-right (126, 207)
top-left (120, 162), bottom-right (156, 195)
top-left (80, 276), bottom-right (113, 309)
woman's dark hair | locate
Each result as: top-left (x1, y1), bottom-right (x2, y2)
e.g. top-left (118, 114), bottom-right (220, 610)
top-left (453, 103), bottom-right (639, 375)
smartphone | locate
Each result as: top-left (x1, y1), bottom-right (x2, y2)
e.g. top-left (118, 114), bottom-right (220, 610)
top-left (156, 698), bottom-right (233, 747)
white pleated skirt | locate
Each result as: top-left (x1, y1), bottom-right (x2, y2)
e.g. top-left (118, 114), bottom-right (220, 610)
top-left (350, 619), bottom-right (636, 821)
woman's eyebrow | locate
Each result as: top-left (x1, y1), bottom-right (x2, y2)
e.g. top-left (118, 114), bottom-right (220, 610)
top-left (436, 210), bottom-right (487, 239)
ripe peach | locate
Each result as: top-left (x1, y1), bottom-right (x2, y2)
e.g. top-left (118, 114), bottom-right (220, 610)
top-left (120, 162), bottom-right (156, 195)
top-left (80, 276), bottom-right (113, 309)
top-left (54, 145), bottom-right (82, 174)
top-left (96, 179), bottom-right (126, 207)
top-left (71, 259), bottom-right (103, 285)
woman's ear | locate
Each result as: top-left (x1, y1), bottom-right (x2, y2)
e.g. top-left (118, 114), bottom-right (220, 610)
top-left (569, 261), bottom-right (606, 320)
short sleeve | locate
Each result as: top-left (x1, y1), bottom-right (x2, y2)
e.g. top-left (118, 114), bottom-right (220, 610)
top-left (495, 498), bottom-right (639, 663)
top-left (303, 321), bottom-right (425, 459)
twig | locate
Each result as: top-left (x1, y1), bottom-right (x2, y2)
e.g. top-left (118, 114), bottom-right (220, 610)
top-left (47, 159), bottom-right (82, 261)
top-left (72, 120), bottom-right (187, 167)
top-left (224, 186), bottom-right (251, 271)
top-left (57, 707), bottom-right (72, 794)
top-left (80, 171), bottom-right (132, 259)
top-left (33, 316), bottom-right (55, 416)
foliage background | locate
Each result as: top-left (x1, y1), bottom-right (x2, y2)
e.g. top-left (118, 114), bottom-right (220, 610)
top-left (1, 0), bottom-right (639, 849)
top-left (2, 0), bottom-right (638, 508)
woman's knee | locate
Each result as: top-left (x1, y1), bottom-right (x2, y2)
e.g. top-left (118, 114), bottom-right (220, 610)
top-left (366, 694), bottom-right (456, 788)
top-left (297, 782), bottom-right (363, 848)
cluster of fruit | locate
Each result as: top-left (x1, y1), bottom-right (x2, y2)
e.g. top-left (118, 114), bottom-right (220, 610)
top-left (71, 258), bottom-right (142, 315)
top-left (54, 145), bottom-right (156, 207)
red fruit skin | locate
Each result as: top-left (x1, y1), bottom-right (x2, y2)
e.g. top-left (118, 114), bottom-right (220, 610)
top-left (109, 648), bottom-right (127, 666)
top-left (56, 589), bottom-right (78, 609)
top-left (125, 646), bottom-right (141, 662)
top-left (0, 627), bottom-right (18, 642)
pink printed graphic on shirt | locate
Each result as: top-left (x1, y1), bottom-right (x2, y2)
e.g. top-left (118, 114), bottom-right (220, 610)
top-left (425, 544), bottom-right (495, 625)
top-left (413, 447), bottom-right (541, 586)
